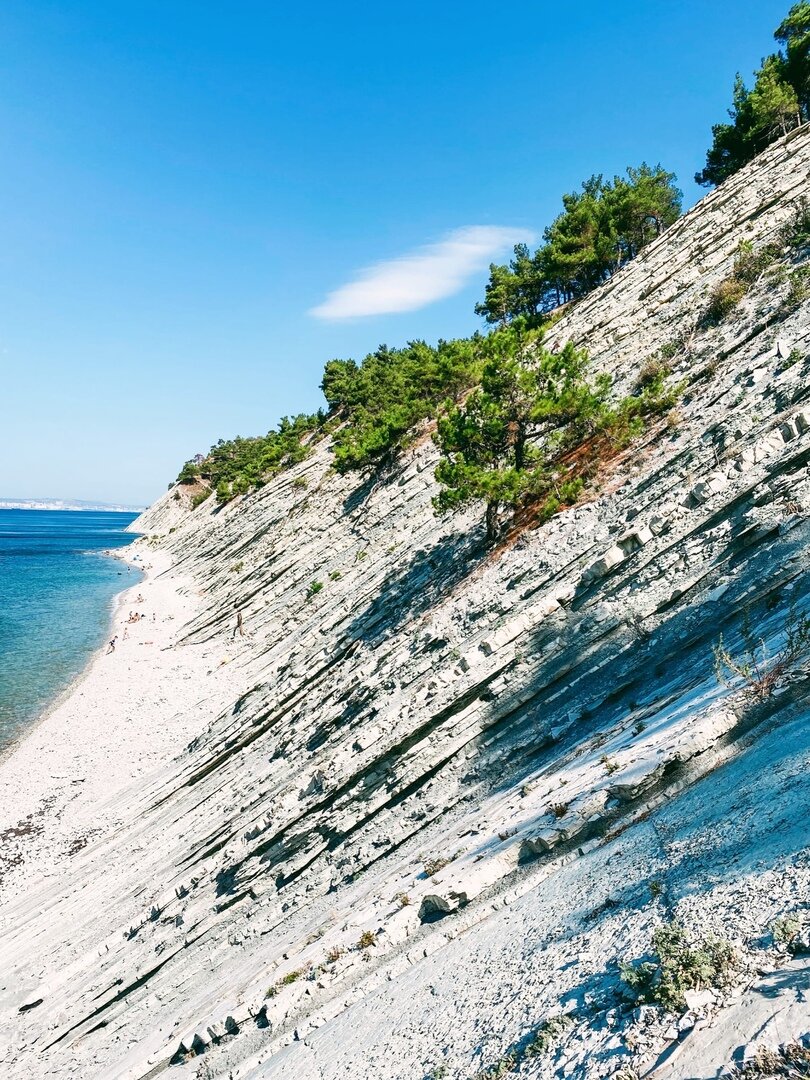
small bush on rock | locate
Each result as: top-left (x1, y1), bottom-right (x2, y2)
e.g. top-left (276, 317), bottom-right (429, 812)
top-left (728, 1041), bottom-right (810, 1078)
top-left (524, 1014), bottom-right (571, 1057)
top-left (781, 197), bottom-right (810, 250)
top-left (785, 266), bottom-right (810, 310)
top-left (704, 277), bottom-right (749, 326)
top-left (772, 914), bottom-right (808, 954)
top-left (620, 921), bottom-right (738, 1012)
top-left (702, 240), bottom-right (781, 327)
top-left (423, 856), bottom-right (450, 876)
top-left (636, 356), bottom-right (673, 391)
top-left (714, 603), bottom-right (810, 699)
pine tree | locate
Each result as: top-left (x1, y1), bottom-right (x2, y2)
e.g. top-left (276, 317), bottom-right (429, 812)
top-left (434, 326), bottom-right (608, 541)
top-left (696, 4), bottom-right (810, 187)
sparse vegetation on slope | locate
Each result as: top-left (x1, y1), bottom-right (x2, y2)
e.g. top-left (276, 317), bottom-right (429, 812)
top-left (620, 920), bottom-right (738, 1012)
top-left (713, 602), bottom-right (810, 699)
top-left (177, 412), bottom-right (328, 503)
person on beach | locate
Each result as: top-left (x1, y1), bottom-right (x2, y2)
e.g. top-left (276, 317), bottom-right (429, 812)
top-left (232, 609), bottom-right (244, 639)
top-left (107, 636), bottom-right (118, 653)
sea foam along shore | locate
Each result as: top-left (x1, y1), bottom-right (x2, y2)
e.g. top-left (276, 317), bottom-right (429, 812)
top-left (0, 536), bottom-right (241, 907)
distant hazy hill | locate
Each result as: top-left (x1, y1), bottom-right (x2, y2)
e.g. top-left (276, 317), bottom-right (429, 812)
top-left (0, 497), bottom-right (144, 513)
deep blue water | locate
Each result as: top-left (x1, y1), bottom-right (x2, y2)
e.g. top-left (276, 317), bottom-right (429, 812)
top-left (0, 509), bottom-right (141, 752)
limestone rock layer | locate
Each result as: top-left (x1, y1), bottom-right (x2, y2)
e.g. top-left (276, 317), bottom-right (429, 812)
top-left (2, 127), bottom-right (810, 1080)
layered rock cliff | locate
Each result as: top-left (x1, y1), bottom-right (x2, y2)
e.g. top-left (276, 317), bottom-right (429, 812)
top-left (2, 127), bottom-right (810, 1080)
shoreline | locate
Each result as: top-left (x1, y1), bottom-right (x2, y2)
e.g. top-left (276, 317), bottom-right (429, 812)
top-left (0, 539), bottom-right (145, 769)
top-left (0, 535), bottom-right (237, 905)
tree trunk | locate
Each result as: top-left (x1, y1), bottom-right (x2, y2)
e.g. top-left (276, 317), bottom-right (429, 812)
top-left (514, 430), bottom-right (526, 472)
top-left (485, 500), bottom-right (500, 543)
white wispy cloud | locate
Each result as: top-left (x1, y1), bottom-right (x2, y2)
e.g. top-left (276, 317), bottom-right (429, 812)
top-left (309, 225), bottom-right (534, 320)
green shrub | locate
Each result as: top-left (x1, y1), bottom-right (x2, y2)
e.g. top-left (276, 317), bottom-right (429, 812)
top-left (190, 490), bottom-right (209, 510)
top-left (703, 241), bottom-right (782, 327)
top-left (524, 1015), bottom-right (571, 1057)
top-left (704, 276), bottom-right (749, 325)
top-left (772, 914), bottom-right (804, 952)
top-left (636, 356), bottom-right (673, 391)
top-left (733, 240), bottom-right (781, 284)
top-left (785, 266), bottom-right (810, 310)
top-left (266, 967), bottom-right (308, 997)
top-left (305, 580), bottom-right (324, 601)
top-left (474, 1052), bottom-right (517, 1079)
top-left (357, 930), bottom-right (376, 950)
top-left (783, 347), bottom-right (803, 369)
top-left (620, 921), bottom-right (738, 1012)
top-left (781, 197), bottom-right (810, 250)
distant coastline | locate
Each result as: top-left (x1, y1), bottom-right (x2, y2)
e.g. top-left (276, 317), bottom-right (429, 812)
top-left (0, 497), bottom-right (145, 513)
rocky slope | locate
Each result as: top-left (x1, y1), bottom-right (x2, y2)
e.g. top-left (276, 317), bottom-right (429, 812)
top-left (2, 126), bottom-right (810, 1080)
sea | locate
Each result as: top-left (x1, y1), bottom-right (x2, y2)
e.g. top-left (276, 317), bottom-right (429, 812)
top-left (0, 509), bottom-right (141, 753)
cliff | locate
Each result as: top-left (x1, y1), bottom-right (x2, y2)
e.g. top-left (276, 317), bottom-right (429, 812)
top-left (2, 126), bottom-right (810, 1080)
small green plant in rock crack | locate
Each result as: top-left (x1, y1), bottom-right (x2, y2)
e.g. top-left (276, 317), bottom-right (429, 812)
top-left (620, 920), bottom-right (738, 1012)
top-left (305, 580), bottom-right (324, 601)
top-left (713, 602), bottom-right (810, 699)
top-left (600, 754), bottom-right (620, 775)
top-left (785, 266), bottom-right (810, 311)
top-left (266, 966), bottom-right (308, 997)
top-left (474, 1051), bottom-right (517, 1079)
top-left (292, 475), bottom-right (308, 489)
top-left (356, 929), bottom-right (376, 950)
top-left (328, 569), bottom-right (342, 580)
top-left (635, 355), bottom-right (672, 393)
top-left (780, 196), bottom-right (810, 250)
top-left (524, 1014), bottom-right (572, 1057)
top-left (771, 914), bottom-right (807, 954)
top-left (649, 879), bottom-right (664, 900)
top-left (782, 347), bottom-right (803, 370)
top-left (701, 240), bottom-right (782, 327)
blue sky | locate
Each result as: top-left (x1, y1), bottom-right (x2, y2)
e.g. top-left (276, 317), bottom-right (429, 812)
top-left (0, 0), bottom-right (790, 505)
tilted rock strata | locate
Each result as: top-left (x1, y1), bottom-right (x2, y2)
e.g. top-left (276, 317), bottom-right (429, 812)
top-left (1, 127), bottom-right (810, 1079)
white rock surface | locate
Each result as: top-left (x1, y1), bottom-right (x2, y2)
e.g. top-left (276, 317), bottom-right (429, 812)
top-left (1, 127), bottom-right (810, 1080)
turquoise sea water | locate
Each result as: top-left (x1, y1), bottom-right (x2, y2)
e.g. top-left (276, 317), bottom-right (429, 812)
top-left (0, 509), bottom-right (141, 753)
